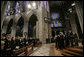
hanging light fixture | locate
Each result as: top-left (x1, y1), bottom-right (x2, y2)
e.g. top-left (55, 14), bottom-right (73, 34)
top-left (68, 8), bottom-right (72, 11)
top-left (32, 2), bottom-right (36, 7)
top-left (71, 3), bottom-right (75, 6)
top-left (27, 4), bottom-right (31, 9)
top-left (70, 10), bottom-right (72, 13)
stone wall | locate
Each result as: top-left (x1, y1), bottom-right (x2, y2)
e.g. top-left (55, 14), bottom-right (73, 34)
top-left (1, 1), bottom-right (52, 44)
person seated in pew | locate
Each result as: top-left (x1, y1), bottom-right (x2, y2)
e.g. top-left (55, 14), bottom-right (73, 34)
top-left (15, 37), bottom-right (21, 49)
top-left (20, 37), bottom-right (25, 48)
top-left (36, 37), bottom-right (38, 42)
top-left (1, 37), bottom-right (5, 56)
top-left (11, 37), bottom-right (21, 55)
top-left (28, 37), bottom-right (33, 45)
top-left (4, 34), bottom-right (12, 56)
top-left (21, 38), bottom-right (24, 47)
top-left (26, 37), bottom-right (29, 46)
top-left (32, 37), bottom-right (36, 47)
top-left (28, 37), bottom-right (30, 45)
top-left (19, 37), bottom-right (23, 48)
top-left (23, 37), bottom-right (29, 46)
top-left (11, 37), bottom-right (16, 50)
top-left (36, 38), bottom-right (38, 43)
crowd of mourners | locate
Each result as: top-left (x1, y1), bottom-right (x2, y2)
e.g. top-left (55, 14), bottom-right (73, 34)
top-left (54, 30), bottom-right (80, 50)
top-left (1, 30), bottom-right (83, 56)
top-left (1, 35), bottom-right (39, 56)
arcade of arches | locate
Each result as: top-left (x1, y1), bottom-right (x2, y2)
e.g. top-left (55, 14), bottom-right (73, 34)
top-left (1, 1), bottom-right (83, 56)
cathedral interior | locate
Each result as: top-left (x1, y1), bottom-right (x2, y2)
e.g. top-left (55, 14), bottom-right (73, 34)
top-left (1, 1), bottom-right (83, 56)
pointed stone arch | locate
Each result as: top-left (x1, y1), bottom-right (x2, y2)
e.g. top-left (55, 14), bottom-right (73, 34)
top-left (28, 14), bottom-right (38, 37)
top-left (11, 14), bottom-right (26, 37)
top-left (15, 16), bottom-right (24, 37)
top-left (2, 15), bottom-right (14, 35)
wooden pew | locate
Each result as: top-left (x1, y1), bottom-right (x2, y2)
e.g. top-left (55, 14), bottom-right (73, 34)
top-left (13, 43), bottom-right (34, 56)
top-left (26, 43), bottom-right (33, 56)
top-left (18, 52), bottom-right (26, 56)
top-left (35, 41), bottom-right (42, 47)
top-left (13, 47), bottom-right (26, 56)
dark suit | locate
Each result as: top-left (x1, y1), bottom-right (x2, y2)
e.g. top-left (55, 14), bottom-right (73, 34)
top-left (32, 39), bottom-right (36, 46)
top-left (23, 38), bottom-right (28, 46)
top-left (65, 34), bottom-right (69, 47)
top-left (60, 35), bottom-right (64, 49)
top-left (15, 39), bottom-right (21, 48)
top-left (11, 39), bottom-right (16, 50)
top-left (4, 38), bottom-right (12, 56)
top-left (68, 32), bottom-right (74, 46)
top-left (28, 39), bottom-right (32, 45)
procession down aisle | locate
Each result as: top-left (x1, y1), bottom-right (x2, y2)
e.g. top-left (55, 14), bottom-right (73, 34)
top-left (29, 43), bottom-right (63, 56)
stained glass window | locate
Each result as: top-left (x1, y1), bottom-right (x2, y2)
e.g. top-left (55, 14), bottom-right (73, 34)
top-left (4, 2), bottom-right (11, 19)
top-left (51, 23), bottom-right (53, 27)
top-left (59, 22), bottom-right (62, 27)
top-left (54, 23), bottom-right (57, 27)
top-left (51, 13), bottom-right (59, 20)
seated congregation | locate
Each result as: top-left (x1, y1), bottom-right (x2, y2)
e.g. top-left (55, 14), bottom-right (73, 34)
top-left (1, 35), bottom-right (42, 56)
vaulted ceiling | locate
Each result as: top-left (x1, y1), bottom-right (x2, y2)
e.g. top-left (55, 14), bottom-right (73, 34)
top-left (49, 1), bottom-right (74, 20)
top-left (49, 1), bottom-right (73, 12)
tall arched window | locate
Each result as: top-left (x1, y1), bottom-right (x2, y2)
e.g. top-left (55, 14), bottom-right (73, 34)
top-left (51, 13), bottom-right (62, 27)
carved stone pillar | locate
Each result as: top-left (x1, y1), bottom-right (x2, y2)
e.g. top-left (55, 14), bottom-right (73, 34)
top-left (75, 1), bottom-right (83, 34)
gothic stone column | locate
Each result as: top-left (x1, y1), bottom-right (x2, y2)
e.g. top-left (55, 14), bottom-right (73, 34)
top-left (11, 14), bottom-right (21, 37)
top-left (37, 6), bottom-right (45, 44)
top-left (48, 23), bottom-right (52, 38)
top-left (11, 22), bottom-right (17, 37)
top-left (1, 1), bottom-right (8, 30)
top-left (36, 21), bottom-right (39, 38)
top-left (23, 18), bottom-right (28, 38)
top-left (75, 1), bottom-right (83, 34)
top-left (69, 14), bottom-right (79, 39)
top-left (65, 19), bottom-right (70, 32)
top-left (2, 25), bottom-right (7, 34)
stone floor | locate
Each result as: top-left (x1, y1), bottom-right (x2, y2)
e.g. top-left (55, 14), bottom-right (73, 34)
top-left (49, 43), bottom-right (63, 56)
top-left (29, 44), bottom-right (50, 56)
top-left (29, 42), bottom-right (83, 56)
top-left (29, 43), bottom-right (62, 56)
